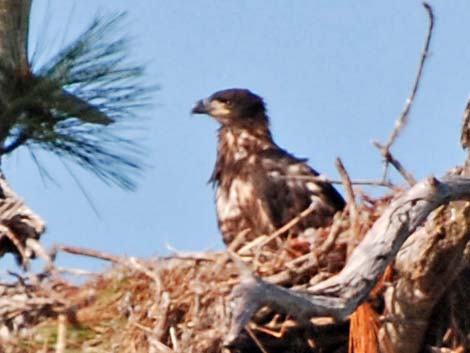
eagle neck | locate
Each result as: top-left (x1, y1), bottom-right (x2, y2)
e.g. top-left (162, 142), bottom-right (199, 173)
top-left (210, 124), bottom-right (274, 185)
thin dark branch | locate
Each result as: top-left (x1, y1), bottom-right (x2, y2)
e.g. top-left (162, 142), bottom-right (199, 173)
top-left (279, 175), bottom-right (395, 188)
top-left (376, 3), bottom-right (434, 182)
top-left (373, 141), bottom-right (417, 186)
top-left (385, 3), bottom-right (434, 150)
top-left (245, 327), bottom-right (269, 353)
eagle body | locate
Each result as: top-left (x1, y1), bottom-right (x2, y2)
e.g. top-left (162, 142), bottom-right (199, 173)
top-left (192, 89), bottom-right (345, 246)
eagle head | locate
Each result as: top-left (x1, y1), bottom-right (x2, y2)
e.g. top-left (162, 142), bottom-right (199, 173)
top-left (191, 88), bottom-right (268, 126)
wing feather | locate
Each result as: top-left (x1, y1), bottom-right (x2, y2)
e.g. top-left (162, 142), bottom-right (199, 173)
top-left (248, 148), bottom-right (344, 235)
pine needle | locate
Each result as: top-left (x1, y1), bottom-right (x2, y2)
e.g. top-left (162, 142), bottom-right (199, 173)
top-left (0, 13), bottom-right (155, 190)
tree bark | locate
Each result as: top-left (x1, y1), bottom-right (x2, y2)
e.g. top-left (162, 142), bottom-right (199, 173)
top-left (0, 172), bottom-right (45, 265)
top-left (379, 201), bottom-right (470, 353)
top-left (0, 0), bottom-right (30, 72)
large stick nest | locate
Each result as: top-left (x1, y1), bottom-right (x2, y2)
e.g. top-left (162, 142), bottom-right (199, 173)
top-left (1, 188), bottom-right (469, 353)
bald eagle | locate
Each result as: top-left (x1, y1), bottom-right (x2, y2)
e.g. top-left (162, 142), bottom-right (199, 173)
top-left (192, 88), bottom-right (345, 247)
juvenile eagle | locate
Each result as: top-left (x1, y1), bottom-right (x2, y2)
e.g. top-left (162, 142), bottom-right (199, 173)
top-left (192, 88), bottom-right (345, 246)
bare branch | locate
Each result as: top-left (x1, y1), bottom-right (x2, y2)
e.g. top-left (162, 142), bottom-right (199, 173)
top-left (336, 157), bottom-right (360, 255)
top-left (374, 141), bottom-right (417, 186)
top-left (280, 175), bottom-right (395, 188)
top-left (51, 244), bottom-right (162, 288)
top-left (226, 175), bottom-right (470, 345)
top-left (376, 3), bottom-right (434, 182)
top-left (385, 3), bottom-right (434, 150)
top-left (246, 204), bottom-right (315, 250)
top-left (335, 158), bottom-right (357, 218)
top-left (52, 243), bottom-right (123, 264)
top-left (460, 98), bottom-right (470, 149)
top-left (460, 98), bottom-right (470, 175)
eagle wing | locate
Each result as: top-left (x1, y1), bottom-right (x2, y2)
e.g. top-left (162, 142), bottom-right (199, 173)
top-left (247, 148), bottom-right (344, 235)
top-left (215, 148), bottom-right (345, 245)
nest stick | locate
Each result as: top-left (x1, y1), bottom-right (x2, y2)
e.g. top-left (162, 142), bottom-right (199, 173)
top-left (335, 158), bottom-right (358, 221)
top-left (52, 243), bottom-right (123, 264)
top-left (336, 158), bottom-right (361, 255)
top-left (55, 314), bottom-right (67, 353)
top-left (255, 205), bottom-right (315, 249)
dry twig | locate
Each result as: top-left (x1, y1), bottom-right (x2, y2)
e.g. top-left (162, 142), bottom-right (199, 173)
top-left (317, 215), bottom-right (345, 254)
top-left (245, 326), bottom-right (270, 353)
top-left (242, 205), bottom-right (316, 252)
top-left (374, 142), bottom-right (417, 186)
top-left (281, 175), bottom-right (395, 188)
top-left (52, 243), bottom-right (123, 264)
top-left (55, 314), bottom-right (66, 353)
top-left (336, 158), bottom-right (360, 255)
top-left (374, 2), bottom-right (434, 185)
top-left (335, 158), bottom-right (357, 218)
top-left (460, 98), bottom-right (470, 160)
top-left (132, 322), bottom-right (176, 353)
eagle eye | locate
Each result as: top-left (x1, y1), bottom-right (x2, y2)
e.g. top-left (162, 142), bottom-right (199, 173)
top-left (217, 98), bottom-right (232, 106)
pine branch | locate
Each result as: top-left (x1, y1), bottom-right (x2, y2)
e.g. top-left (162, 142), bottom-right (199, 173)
top-left (0, 12), bottom-right (154, 190)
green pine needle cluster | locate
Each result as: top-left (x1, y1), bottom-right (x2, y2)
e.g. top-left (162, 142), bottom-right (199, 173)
top-left (0, 13), bottom-right (154, 190)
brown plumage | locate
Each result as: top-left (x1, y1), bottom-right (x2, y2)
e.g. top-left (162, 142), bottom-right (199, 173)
top-left (192, 88), bottom-right (345, 246)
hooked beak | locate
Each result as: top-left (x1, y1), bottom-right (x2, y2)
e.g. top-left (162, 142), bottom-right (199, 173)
top-left (191, 98), bottom-right (210, 114)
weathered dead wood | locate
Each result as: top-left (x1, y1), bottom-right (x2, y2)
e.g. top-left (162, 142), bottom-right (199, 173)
top-left (0, 172), bottom-right (45, 265)
top-left (225, 175), bottom-right (470, 346)
top-left (379, 162), bottom-right (470, 353)
top-left (379, 201), bottom-right (470, 353)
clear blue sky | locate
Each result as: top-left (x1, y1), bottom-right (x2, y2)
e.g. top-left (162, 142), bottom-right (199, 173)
top-left (2, 1), bottom-right (470, 272)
